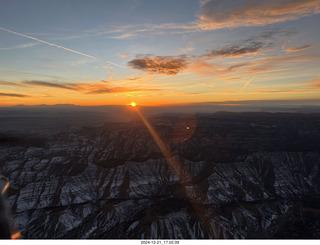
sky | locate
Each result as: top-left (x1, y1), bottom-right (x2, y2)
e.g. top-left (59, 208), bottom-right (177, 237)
top-left (0, 0), bottom-right (320, 106)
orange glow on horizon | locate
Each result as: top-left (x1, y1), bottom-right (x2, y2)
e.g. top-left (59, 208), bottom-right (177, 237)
top-left (130, 102), bottom-right (136, 107)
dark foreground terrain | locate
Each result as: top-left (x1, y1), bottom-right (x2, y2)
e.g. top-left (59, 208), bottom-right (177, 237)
top-left (0, 111), bottom-right (320, 239)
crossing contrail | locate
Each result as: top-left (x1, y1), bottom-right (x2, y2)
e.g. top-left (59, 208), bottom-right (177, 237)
top-left (240, 76), bottom-right (255, 91)
top-left (0, 26), bottom-right (127, 69)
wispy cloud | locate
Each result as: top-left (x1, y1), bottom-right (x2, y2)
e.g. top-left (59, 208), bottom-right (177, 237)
top-left (119, 54), bottom-right (130, 58)
top-left (197, 0), bottom-right (320, 30)
top-left (23, 80), bottom-right (80, 90)
top-left (3, 79), bottom-right (86, 92)
top-left (4, 79), bottom-right (161, 95)
top-left (87, 87), bottom-right (160, 94)
top-left (187, 60), bottom-right (219, 75)
top-left (0, 92), bottom-right (30, 97)
top-left (285, 44), bottom-right (312, 53)
top-left (217, 76), bottom-right (242, 80)
top-left (85, 23), bottom-right (199, 40)
top-left (226, 63), bottom-right (250, 72)
top-left (0, 42), bottom-right (38, 50)
top-left (204, 39), bottom-right (272, 58)
top-left (245, 53), bottom-right (320, 73)
top-left (127, 77), bottom-right (142, 81)
top-left (0, 81), bottom-right (26, 87)
top-left (246, 68), bottom-right (268, 73)
top-left (203, 30), bottom-right (289, 58)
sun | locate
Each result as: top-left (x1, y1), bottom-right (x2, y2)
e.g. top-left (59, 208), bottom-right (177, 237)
top-left (130, 102), bottom-right (136, 107)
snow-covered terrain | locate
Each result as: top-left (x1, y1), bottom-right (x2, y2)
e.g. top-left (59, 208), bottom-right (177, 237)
top-left (1, 112), bottom-right (320, 238)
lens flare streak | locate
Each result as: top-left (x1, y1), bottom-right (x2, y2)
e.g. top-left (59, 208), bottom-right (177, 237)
top-left (134, 107), bottom-right (221, 237)
top-left (135, 108), bottom-right (180, 176)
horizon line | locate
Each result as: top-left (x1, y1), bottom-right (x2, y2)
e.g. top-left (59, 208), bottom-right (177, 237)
top-left (1, 99), bottom-right (320, 108)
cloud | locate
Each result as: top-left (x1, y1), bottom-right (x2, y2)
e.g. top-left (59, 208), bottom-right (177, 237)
top-left (197, 0), bottom-right (320, 29)
top-left (187, 60), bottom-right (217, 75)
top-left (245, 53), bottom-right (320, 73)
top-left (128, 77), bottom-right (142, 81)
top-left (125, 29), bottom-right (298, 77)
top-left (127, 52), bottom-right (249, 76)
top-left (112, 33), bottom-right (139, 39)
top-left (1, 80), bottom-right (80, 90)
top-left (24, 79), bottom-right (160, 95)
top-left (127, 30), bottom-right (289, 77)
top-left (128, 55), bottom-right (188, 75)
top-left (183, 60), bottom-right (250, 76)
top-left (1, 78), bottom-right (162, 96)
top-left (125, 29), bottom-right (311, 77)
top-left (246, 68), bottom-right (268, 73)
top-left (119, 54), bottom-right (130, 58)
top-left (186, 60), bottom-right (247, 75)
top-left (217, 76), bottom-right (242, 80)
top-left (87, 86), bottom-right (160, 94)
top-left (203, 30), bottom-right (285, 58)
top-left (0, 42), bottom-right (38, 50)
top-left (226, 63), bottom-right (250, 72)
top-left (0, 92), bottom-right (29, 97)
top-left (84, 22), bottom-right (199, 41)
top-left (0, 81), bottom-right (26, 87)
top-left (28, 1), bottom-right (317, 45)
top-left (23, 81), bottom-right (79, 90)
top-left (205, 40), bottom-right (272, 58)
top-left (126, 31), bottom-right (275, 76)
top-left (285, 44), bottom-right (312, 53)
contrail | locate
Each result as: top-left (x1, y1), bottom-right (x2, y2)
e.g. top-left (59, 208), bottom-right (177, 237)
top-left (240, 76), bottom-right (255, 91)
top-left (0, 26), bottom-right (126, 69)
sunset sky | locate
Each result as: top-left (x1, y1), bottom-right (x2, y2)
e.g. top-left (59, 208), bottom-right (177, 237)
top-left (1, 0), bottom-right (320, 106)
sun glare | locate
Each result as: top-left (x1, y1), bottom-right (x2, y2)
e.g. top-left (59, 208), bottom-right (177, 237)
top-left (131, 102), bottom-right (136, 107)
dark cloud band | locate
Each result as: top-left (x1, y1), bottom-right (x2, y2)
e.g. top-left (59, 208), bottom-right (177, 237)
top-left (0, 92), bottom-right (29, 97)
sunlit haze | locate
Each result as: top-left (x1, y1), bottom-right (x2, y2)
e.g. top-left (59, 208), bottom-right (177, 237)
top-left (1, 0), bottom-right (320, 107)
